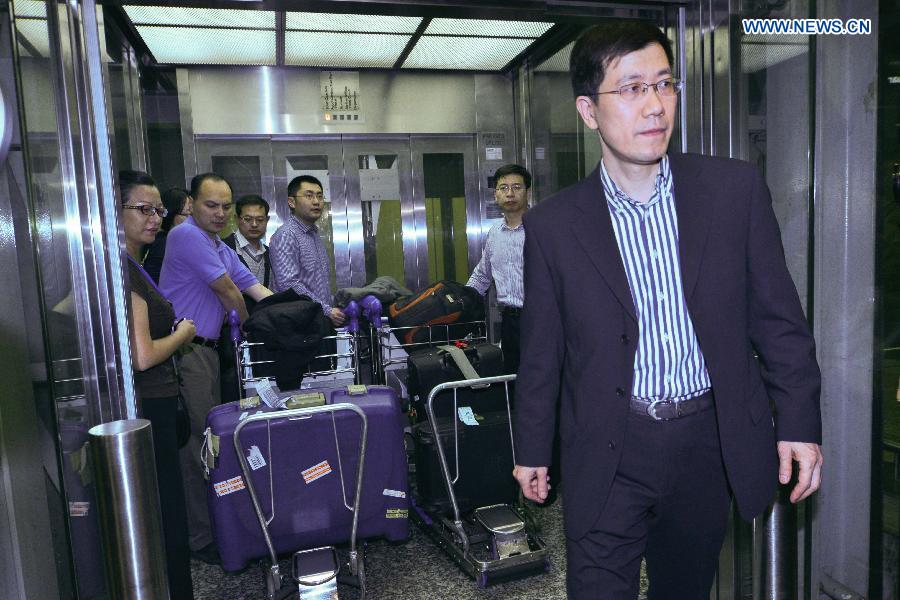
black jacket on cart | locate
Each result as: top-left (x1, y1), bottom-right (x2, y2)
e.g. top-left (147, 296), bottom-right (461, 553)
top-left (243, 290), bottom-right (335, 390)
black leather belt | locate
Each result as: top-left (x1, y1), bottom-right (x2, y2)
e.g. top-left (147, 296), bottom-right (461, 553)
top-left (192, 336), bottom-right (219, 350)
top-left (501, 305), bottom-right (522, 317)
top-left (630, 391), bottom-right (714, 421)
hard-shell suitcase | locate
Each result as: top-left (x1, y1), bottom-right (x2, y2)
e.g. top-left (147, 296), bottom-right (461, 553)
top-left (203, 385), bottom-right (409, 572)
top-left (387, 280), bottom-right (484, 347)
top-left (406, 343), bottom-right (507, 422)
top-left (412, 411), bottom-right (518, 515)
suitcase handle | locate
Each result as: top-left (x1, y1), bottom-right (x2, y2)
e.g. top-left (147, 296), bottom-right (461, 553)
top-left (436, 345), bottom-right (489, 389)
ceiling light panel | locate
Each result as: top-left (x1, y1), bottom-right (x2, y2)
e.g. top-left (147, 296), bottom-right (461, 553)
top-left (286, 12), bottom-right (421, 33)
top-left (12, 0), bottom-right (46, 18)
top-left (403, 36), bottom-right (533, 70)
top-left (285, 32), bottom-right (409, 68)
top-left (535, 42), bottom-right (573, 72)
top-left (425, 18), bottom-right (553, 38)
top-left (137, 26), bottom-right (275, 65)
top-left (124, 6), bottom-right (275, 28)
top-left (14, 17), bottom-right (50, 57)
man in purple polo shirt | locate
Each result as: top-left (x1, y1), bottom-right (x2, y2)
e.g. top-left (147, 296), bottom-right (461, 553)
top-left (160, 172), bottom-right (272, 563)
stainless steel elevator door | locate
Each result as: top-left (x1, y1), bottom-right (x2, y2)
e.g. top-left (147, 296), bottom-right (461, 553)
top-left (195, 134), bottom-right (481, 294)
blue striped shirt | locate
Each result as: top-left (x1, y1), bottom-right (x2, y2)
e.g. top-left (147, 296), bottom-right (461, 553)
top-left (466, 220), bottom-right (525, 308)
top-left (602, 156), bottom-right (711, 400)
top-left (269, 215), bottom-right (333, 315)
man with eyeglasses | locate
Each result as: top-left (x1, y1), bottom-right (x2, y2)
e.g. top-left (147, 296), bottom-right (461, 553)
top-left (270, 174), bottom-right (346, 327)
top-left (160, 172), bottom-right (273, 564)
top-left (223, 194), bottom-right (277, 295)
top-left (466, 164), bottom-right (531, 375)
top-left (512, 22), bottom-right (822, 599)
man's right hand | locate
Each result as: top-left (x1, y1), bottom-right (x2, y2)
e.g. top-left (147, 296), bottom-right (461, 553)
top-left (329, 307), bottom-right (347, 327)
top-left (513, 465), bottom-right (550, 503)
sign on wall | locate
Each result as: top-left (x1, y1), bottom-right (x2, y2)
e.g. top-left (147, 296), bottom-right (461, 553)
top-left (321, 71), bottom-right (364, 123)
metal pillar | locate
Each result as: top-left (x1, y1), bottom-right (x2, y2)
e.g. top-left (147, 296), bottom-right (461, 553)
top-left (89, 419), bottom-right (169, 599)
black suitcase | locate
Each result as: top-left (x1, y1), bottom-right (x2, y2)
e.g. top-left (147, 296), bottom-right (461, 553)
top-left (412, 412), bottom-right (518, 515)
top-left (387, 280), bottom-right (484, 348)
top-left (406, 343), bottom-right (507, 422)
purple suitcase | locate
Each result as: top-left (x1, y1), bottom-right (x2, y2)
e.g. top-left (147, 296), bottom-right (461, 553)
top-left (203, 385), bottom-right (409, 572)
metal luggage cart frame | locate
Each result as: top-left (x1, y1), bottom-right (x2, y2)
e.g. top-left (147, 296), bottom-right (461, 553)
top-left (413, 374), bottom-right (550, 587)
top-left (236, 329), bottom-right (361, 397)
top-left (234, 402), bottom-right (369, 600)
top-left (369, 319), bottom-right (488, 386)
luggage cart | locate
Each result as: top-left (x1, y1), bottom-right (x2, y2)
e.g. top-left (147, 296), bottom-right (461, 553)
top-left (236, 328), bottom-right (361, 398)
top-left (370, 319), bottom-right (488, 390)
top-left (233, 403), bottom-right (368, 600)
top-left (411, 374), bottom-right (550, 587)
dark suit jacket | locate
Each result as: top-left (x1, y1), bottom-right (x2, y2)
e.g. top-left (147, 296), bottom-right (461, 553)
top-left (513, 153), bottom-right (822, 541)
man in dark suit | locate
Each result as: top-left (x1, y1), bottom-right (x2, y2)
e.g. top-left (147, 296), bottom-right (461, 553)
top-left (512, 22), bottom-right (823, 599)
top-left (222, 194), bottom-right (275, 298)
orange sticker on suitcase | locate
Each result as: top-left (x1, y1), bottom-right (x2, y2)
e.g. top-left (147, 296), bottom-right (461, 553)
top-left (214, 476), bottom-right (245, 497)
top-left (302, 460), bottom-right (332, 484)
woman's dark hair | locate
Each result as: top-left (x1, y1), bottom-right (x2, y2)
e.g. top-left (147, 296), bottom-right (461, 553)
top-left (570, 22), bottom-right (674, 98)
top-left (118, 170), bottom-right (156, 204)
top-left (160, 187), bottom-right (190, 232)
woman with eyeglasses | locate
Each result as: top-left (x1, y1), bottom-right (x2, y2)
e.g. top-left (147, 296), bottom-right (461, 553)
top-left (120, 170), bottom-right (196, 598)
top-left (143, 187), bottom-right (192, 284)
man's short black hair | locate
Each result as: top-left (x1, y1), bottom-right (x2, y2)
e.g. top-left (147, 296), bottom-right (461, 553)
top-left (570, 22), bottom-right (674, 98)
top-left (190, 172), bottom-right (232, 199)
top-left (494, 164), bottom-right (532, 189)
top-left (287, 175), bottom-right (324, 197)
top-left (235, 194), bottom-right (270, 217)
top-left (118, 170), bottom-right (156, 204)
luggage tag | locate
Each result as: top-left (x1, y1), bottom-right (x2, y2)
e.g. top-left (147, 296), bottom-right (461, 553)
top-left (240, 395), bottom-right (261, 409)
top-left (255, 378), bottom-right (281, 408)
top-left (457, 406), bottom-right (480, 426)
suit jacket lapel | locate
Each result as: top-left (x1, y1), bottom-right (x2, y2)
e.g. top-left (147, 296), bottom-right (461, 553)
top-left (570, 165), bottom-right (638, 323)
top-left (669, 153), bottom-right (711, 303)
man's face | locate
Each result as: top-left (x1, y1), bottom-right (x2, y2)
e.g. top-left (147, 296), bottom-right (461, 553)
top-left (494, 174), bottom-right (529, 215)
top-left (288, 182), bottom-right (324, 225)
top-left (191, 179), bottom-right (232, 236)
top-left (576, 43), bottom-right (675, 170)
top-left (237, 204), bottom-right (268, 243)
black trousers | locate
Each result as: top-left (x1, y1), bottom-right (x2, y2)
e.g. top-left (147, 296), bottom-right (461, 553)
top-left (565, 403), bottom-right (731, 600)
top-left (500, 308), bottom-right (521, 375)
top-left (141, 395), bottom-right (195, 599)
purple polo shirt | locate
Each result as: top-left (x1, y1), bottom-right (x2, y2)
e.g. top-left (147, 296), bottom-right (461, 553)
top-left (160, 217), bottom-right (258, 339)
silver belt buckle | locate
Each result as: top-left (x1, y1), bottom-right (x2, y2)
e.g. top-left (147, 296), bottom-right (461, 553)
top-left (647, 398), bottom-right (677, 421)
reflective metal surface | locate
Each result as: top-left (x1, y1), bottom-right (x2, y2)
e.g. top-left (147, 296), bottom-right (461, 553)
top-left (89, 419), bottom-right (168, 599)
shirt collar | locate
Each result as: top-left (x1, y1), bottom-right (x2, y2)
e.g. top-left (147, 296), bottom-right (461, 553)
top-left (291, 214), bottom-right (319, 234)
top-left (601, 155), bottom-right (671, 209)
top-left (500, 217), bottom-right (524, 232)
top-left (234, 229), bottom-right (265, 251)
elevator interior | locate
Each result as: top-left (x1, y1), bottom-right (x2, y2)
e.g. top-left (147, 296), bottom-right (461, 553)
top-left (0, 0), bottom-right (888, 599)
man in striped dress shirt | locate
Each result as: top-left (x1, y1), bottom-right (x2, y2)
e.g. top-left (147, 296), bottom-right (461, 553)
top-left (270, 175), bottom-right (346, 327)
top-left (512, 22), bottom-right (823, 599)
top-left (466, 164), bottom-right (530, 374)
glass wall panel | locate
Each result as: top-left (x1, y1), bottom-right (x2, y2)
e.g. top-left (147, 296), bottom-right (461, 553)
top-left (358, 153), bottom-right (405, 285)
top-left (422, 152), bottom-right (468, 283)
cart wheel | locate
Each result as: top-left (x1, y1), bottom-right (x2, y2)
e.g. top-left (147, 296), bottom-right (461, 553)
top-left (263, 567), bottom-right (281, 600)
top-left (477, 572), bottom-right (489, 588)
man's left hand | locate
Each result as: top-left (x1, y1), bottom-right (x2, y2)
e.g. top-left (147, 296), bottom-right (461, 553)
top-left (777, 441), bottom-right (823, 503)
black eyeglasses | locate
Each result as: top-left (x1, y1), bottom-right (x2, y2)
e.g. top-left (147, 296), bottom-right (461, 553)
top-left (240, 216), bottom-right (268, 225)
top-left (592, 78), bottom-right (684, 102)
top-left (123, 204), bottom-right (168, 218)
top-left (496, 184), bottom-right (525, 194)
top-left (291, 191), bottom-right (325, 202)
